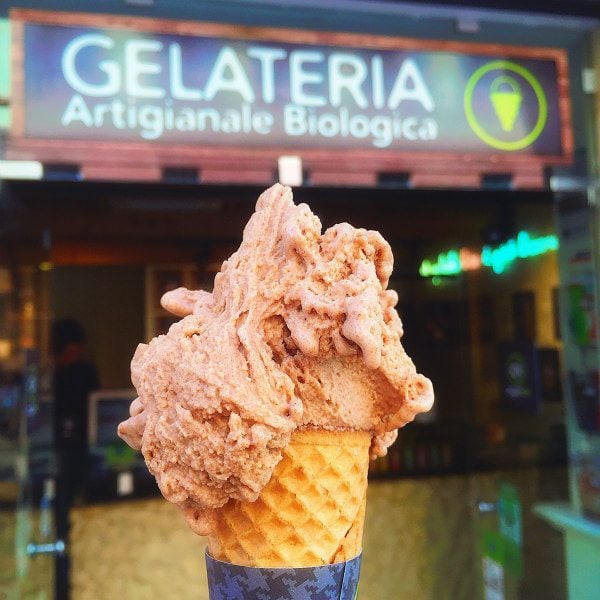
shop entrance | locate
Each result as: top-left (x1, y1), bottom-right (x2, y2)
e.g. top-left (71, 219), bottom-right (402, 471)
top-left (0, 179), bottom-right (570, 599)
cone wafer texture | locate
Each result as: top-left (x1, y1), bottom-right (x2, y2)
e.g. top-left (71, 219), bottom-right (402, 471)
top-left (207, 429), bottom-right (370, 567)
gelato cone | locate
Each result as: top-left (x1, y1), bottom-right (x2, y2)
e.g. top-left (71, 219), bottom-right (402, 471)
top-left (205, 428), bottom-right (370, 567)
top-left (118, 183), bottom-right (434, 576)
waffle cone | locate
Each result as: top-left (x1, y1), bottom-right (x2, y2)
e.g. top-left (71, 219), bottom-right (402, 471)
top-left (207, 428), bottom-right (371, 567)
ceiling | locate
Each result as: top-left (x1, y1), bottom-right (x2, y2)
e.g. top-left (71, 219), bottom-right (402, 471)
top-left (380, 0), bottom-right (600, 19)
top-left (0, 180), bottom-right (554, 270)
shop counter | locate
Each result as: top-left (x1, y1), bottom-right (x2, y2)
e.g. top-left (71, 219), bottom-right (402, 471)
top-left (534, 502), bottom-right (600, 600)
top-left (68, 466), bottom-right (567, 600)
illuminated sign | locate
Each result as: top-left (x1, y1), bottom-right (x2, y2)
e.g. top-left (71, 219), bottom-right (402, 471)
top-left (419, 248), bottom-right (481, 277)
top-left (419, 230), bottom-right (559, 278)
top-left (481, 230), bottom-right (559, 274)
top-left (464, 61), bottom-right (548, 151)
top-left (16, 19), bottom-right (567, 156)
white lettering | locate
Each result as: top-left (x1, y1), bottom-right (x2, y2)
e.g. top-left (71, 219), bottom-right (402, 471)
top-left (164, 99), bottom-right (174, 129)
top-left (197, 108), bottom-right (221, 131)
top-left (371, 55), bottom-right (385, 110)
top-left (252, 111), bottom-right (274, 134)
top-left (62, 34), bottom-right (120, 97)
top-left (125, 39), bottom-right (165, 99)
top-left (241, 103), bottom-right (252, 133)
top-left (420, 118), bottom-right (438, 139)
top-left (93, 103), bottom-right (111, 127)
top-left (204, 46), bottom-right (255, 102)
top-left (370, 115), bottom-right (392, 148)
top-left (138, 104), bottom-right (164, 139)
top-left (112, 100), bottom-right (126, 128)
top-left (290, 50), bottom-right (326, 107)
top-left (284, 104), bottom-right (308, 135)
top-left (317, 113), bottom-right (340, 137)
top-left (247, 46), bottom-right (287, 104)
top-left (220, 109), bottom-right (241, 133)
top-left (169, 43), bottom-right (202, 100)
top-left (401, 116), bottom-right (418, 140)
top-left (61, 94), bottom-right (94, 126)
top-left (175, 108), bottom-right (195, 131)
top-left (127, 100), bottom-right (138, 128)
top-left (387, 59), bottom-right (435, 111)
top-left (348, 114), bottom-right (370, 138)
top-left (328, 53), bottom-right (368, 109)
top-left (283, 104), bottom-right (438, 148)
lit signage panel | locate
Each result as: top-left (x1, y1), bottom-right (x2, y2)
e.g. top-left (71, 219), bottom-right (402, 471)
top-left (419, 230), bottom-right (559, 278)
top-left (20, 21), bottom-right (567, 156)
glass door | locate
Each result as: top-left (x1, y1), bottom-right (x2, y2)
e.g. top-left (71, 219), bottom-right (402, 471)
top-left (405, 192), bottom-right (570, 599)
top-left (0, 266), bottom-right (59, 599)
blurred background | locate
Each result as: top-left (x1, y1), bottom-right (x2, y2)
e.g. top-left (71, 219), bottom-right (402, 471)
top-left (0, 1), bottom-right (599, 598)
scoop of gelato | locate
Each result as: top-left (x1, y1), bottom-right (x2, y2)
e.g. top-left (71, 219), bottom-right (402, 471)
top-left (118, 184), bottom-right (433, 534)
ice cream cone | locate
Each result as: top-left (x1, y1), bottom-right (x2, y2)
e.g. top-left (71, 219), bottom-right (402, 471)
top-left (207, 428), bottom-right (371, 567)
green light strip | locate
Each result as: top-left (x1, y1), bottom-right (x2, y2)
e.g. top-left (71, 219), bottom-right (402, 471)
top-left (419, 230), bottom-right (559, 278)
top-left (0, 19), bottom-right (10, 131)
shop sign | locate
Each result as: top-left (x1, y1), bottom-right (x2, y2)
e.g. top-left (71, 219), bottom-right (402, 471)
top-left (13, 14), bottom-right (569, 158)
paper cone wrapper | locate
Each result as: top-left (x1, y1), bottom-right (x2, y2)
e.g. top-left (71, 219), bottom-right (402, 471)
top-left (205, 550), bottom-right (362, 600)
top-left (207, 429), bottom-right (371, 568)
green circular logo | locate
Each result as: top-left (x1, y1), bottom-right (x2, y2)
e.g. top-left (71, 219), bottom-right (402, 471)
top-left (464, 60), bottom-right (548, 151)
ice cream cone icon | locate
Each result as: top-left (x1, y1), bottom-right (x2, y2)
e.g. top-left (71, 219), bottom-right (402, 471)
top-left (490, 76), bottom-right (523, 132)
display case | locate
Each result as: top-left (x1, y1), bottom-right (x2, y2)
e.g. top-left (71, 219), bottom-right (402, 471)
top-left (85, 389), bottom-right (158, 501)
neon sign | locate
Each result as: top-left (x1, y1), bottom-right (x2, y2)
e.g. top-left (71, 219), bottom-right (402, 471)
top-left (419, 248), bottom-right (481, 277)
top-left (419, 230), bottom-right (559, 278)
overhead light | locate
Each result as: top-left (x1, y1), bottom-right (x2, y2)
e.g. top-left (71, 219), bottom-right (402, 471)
top-left (0, 160), bottom-right (43, 180)
top-left (455, 18), bottom-right (480, 34)
top-left (39, 261), bottom-right (54, 272)
top-left (0, 339), bottom-right (11, 360)
top-left (278, 155), bottom-right (303, 187)
top-left (124, 0), bottom-right (155, 6)
top-left (0, 268), bottom-right (12, 294)
top-left (582, 68), bottom-right (596, 94)
top-left (549, 176), bottom-right (591, 192)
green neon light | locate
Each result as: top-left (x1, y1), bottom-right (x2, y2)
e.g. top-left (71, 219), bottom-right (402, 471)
top-left (419, 230), bottom-right (559, 278)
top-left (0, 19), bottom-right (10, 130)
top-left (419, 249), bottom-right (462, 277)
top-left (481, 230), bottom-right (558, 274)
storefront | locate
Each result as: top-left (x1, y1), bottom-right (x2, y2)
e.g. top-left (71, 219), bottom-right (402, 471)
top-left (0, 3), bottom-right (598, 599)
